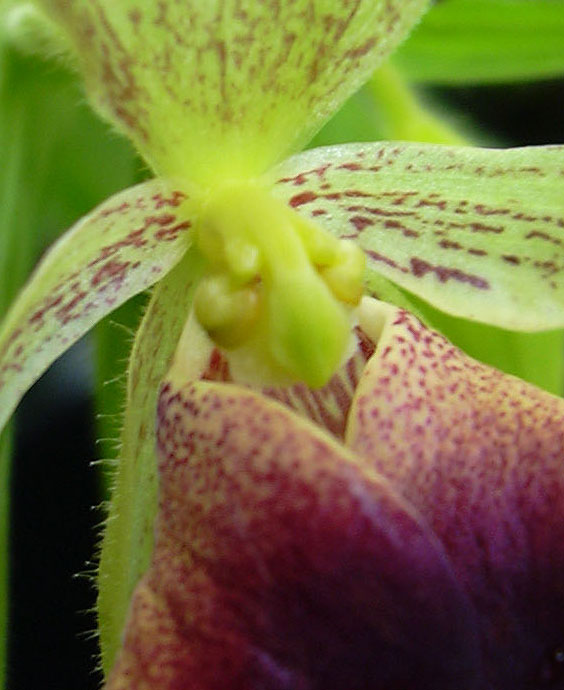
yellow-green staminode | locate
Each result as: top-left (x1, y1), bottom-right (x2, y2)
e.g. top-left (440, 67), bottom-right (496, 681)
top-left (194, 184), bottom-right (365, 387)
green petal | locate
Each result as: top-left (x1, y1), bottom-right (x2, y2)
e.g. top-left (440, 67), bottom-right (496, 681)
top-left (0, 179), bottom-right (193, 437)
top-left (269, 142), bottom-right (564, 331)
top-left (33, 0), bottom-right (430, 185)
top-left (97, 246), bottom-right (205, 676)
top-left (395, 0), bottom-right (564, 85)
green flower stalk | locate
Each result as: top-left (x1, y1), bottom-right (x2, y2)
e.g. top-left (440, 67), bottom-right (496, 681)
top-left (0, 0), bottom-right (563, 680)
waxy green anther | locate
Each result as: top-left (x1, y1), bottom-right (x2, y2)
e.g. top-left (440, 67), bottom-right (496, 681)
top-left (194, 183), bottom-right (364, 386)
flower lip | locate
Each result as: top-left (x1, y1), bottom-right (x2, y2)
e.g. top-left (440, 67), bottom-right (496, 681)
top-left (135, 376), bottom-right (481, 690)
top-left (108, 298), bottom-right (564, 689)
top-left (106, 299), bottom-right (494, 690)
top-left (347, 302), bottom-right (564, 690)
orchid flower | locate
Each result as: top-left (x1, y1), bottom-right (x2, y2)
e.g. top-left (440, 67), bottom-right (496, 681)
top-left (0, 0), bottom-right (563, 679)
top-left (107, 298), bottom-right (564, 690)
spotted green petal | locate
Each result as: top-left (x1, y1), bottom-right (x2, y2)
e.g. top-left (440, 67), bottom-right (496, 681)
top-left (97, 246), bottom-right (205, 675)
top-left (269, 142), bottom-right (564, 331)
top-left (0, 179), bottom-right (193, 436)
top-left (32, 0), bottom-right (430, 186)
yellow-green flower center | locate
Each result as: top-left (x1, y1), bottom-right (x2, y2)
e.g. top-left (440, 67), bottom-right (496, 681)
top-left (193, 183), bottom-right (365, 387)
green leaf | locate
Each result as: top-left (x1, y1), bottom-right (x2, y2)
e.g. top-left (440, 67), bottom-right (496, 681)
top-left (33, 0), bottom-right (430, 185)
top-left (0, 179), bottom-right (193, 437)
top-left (0, 34), bottom-right (139, 690)
top-left (268, 142), bottom-right (564, 331)
top-left (395, 0), bottom-right (564, 84)
top-left (309, 84), bottom-right (389, 149)
top-left (97, 246), bottom-right (205, 676)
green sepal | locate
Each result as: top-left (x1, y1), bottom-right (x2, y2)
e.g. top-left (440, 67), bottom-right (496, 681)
top-left (97, 246), bottom-right (205, 675)
top-left (31, 0), bottom-right (430, 184)
top-left (0, 179), bottom-right (193, 437)
top-left (269, 142), bottom-right (564, 332)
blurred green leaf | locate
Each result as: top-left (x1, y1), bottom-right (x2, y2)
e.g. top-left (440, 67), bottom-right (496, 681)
top-left (366, 65), bottom-right (467, 143)
top-left (396, 0), bottom-right (564, 84)
top-left (0, 26), bottom-right (139, 687)
top-left (0, 41), bottom-right (48, 690)
top-left (0, 49), bottom-right (138, 256)
top-left (310, 85), bottom-right (388, 147)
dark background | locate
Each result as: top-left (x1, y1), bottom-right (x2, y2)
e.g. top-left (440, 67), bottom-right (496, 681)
top-left (9, 79), bottom-right (564, 689)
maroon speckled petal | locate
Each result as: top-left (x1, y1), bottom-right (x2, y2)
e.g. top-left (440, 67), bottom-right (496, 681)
top-left (261, 326), bottom-right (377, 441)
top-left (347, 306), bottom-right (564, 688)
top-left (106, 378), bottom-right (481, 690)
